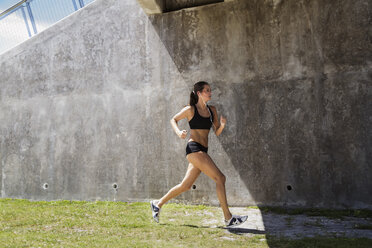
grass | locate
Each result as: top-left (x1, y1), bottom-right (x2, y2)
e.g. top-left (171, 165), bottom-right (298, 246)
top-left (268, 237), bottom-right (372, 248)
top-left (354, 224), bottom-right (372, 230)
top-left (284, 216), bottom-right (294, 227)
top-left (0, 199), bottom-right (371, 247)
top-left (303, 219), bottom-right (324, 228)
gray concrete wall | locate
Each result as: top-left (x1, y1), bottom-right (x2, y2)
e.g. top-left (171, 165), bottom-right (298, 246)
top-left (0, 0), bottom-right (371, 209)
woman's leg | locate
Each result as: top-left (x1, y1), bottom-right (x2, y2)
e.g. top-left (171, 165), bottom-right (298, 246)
top-left (186, 152), bottom-right (232, 221)
top-left (157, 163), bottom-right (201, 208)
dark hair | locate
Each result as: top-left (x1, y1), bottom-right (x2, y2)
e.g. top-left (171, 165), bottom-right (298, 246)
top-left (189, 81), bottom-right (209, 106)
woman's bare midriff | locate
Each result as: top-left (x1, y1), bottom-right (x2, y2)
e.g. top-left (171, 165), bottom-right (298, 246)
top-left (189, 129), bottom-right (210, 148)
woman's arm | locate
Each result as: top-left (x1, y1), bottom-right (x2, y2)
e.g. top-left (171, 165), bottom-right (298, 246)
top-left (170, 106), bottom-right (192, 139)
top-left (210, 106), bottom-right (226, 137)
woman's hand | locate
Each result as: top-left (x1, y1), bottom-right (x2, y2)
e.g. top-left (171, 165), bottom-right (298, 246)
top-left (220, 116), bottom-right (227, 127)
top-left (178, 130), bottom-right (188, 139)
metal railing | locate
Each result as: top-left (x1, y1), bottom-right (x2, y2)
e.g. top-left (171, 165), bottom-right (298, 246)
top-left (0, 0), bottom-right (95, 54)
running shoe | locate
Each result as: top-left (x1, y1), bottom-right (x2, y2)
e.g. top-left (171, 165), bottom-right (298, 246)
top-left (225, 215), bottom-right (248, 227)
top-left (150, 200), bottom-right (160, 223)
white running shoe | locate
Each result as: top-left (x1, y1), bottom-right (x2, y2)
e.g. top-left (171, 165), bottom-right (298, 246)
top-left (150, 200), bottom-right (160, 223)
top-left (225, 215), bottom-right (248, 227)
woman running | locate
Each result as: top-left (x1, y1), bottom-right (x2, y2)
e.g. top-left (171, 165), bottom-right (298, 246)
top-left (151, 81), bottom-right (248, 227)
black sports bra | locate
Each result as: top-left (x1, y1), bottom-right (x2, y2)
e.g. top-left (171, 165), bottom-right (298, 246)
top-left (189, 105), bottom-right (214, 130)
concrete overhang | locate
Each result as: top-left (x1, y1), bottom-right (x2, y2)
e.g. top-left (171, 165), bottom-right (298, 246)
top-left (137, 0), bottom-right (224, 14)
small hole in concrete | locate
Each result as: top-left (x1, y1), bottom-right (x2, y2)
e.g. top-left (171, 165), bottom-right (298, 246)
top-left (43, 183), bottom-right (48, 190)
top-left (192, 185), bottom-right (196, 190)
top-left (112, 183), bottom-right (118, 189)
top-left (287, 185), bottom-right (292, 191)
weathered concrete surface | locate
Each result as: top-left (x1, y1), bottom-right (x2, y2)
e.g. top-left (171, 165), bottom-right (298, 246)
top-left (0, 0), bottom-right (371, 209)
top-left (148, 0), bottom-right (372, 209)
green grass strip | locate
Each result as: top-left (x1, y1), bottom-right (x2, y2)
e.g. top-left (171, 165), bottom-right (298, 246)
top-left (0, 199), bottom-right (371, 248)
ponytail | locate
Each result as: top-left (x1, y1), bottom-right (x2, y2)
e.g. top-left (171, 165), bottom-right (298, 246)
top-left (189, 90), bottom-right (198, 106)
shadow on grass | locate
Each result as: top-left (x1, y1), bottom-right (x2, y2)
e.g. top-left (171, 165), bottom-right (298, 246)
top-left (224, 227), bottom-right (266, 235)
top-left (174, 223), bottom-right (266, 236)
top-left (181, 224), bottom-right (214, 229)
top-left (159, 223), bottom-right (214, 229)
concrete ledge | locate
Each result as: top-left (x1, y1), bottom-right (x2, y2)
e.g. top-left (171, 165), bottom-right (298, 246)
top-left (137, 0), bottom-right (223, 14)
top-left (165, 0), bottom-right (223, 12)
top-left (136, 0), bottom-right (164, 14)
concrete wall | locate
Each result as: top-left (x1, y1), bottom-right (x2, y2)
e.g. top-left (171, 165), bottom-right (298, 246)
top-left (0, 0), bottom-right (371, 209)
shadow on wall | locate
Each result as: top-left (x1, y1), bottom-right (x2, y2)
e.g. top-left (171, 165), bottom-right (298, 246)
top-left (144, 0), bottom-right (372, 244)
top-left (145, 0), bottom-right (372, 210)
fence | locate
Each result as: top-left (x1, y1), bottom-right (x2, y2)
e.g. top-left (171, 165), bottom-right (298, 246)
top-left (0, 0), bottom-right (95, 54)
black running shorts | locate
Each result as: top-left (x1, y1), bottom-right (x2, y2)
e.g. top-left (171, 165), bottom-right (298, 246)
top-left (186, 141), bottom-right (208, 156)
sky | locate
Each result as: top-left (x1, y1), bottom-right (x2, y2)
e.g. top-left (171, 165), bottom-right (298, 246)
top-left (0, 0), bottom-right (20, 13)
top-left (0, 0), bottom-right (94, 54)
